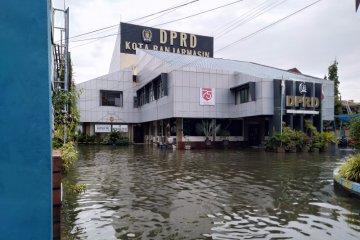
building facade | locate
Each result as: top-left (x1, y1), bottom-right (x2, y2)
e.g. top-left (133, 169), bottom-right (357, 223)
top-left (77, 23), bottom-right (334, 149)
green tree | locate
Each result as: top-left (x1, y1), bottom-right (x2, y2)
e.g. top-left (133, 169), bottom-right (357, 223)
top-left (327, 60), bottom-right (342, 115)
top-left (52, 54), bottom-right (80, 148)
top-left (350, 116), bottom-right (360, 149)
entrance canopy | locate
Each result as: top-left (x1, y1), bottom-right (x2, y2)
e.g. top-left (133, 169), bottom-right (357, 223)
top-left (335, 114), bottom-right (360, 123)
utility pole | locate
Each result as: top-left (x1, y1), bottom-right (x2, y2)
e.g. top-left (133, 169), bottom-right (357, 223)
top-left (280, 77), bottom-right (285, 134)
top-left (64, 7), bottom-right (69, 145)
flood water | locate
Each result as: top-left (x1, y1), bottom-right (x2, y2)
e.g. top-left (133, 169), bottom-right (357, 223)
top-left (62, 146), bottom-right (360, 240)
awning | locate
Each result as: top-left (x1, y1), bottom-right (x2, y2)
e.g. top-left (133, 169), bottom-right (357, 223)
top-left (334, 114), bottom-right (360, 123)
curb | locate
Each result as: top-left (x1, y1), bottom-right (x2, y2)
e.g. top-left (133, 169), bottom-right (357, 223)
top-left (334, 169), bottom-right (360, 198)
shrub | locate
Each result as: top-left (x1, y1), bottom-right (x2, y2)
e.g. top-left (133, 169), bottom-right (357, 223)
top-left (350, 117), bottom-right (360, 149)
top-left (101, 134), bottom-right (111, 144)
top-left (305, 119), bottom-right (317, 135)
top-left (219, 129), bottom-right (230, 140)
top-left (76, 134), bottom-right (86, 143)
top-left (110, 131), bottom-right (121, 144)
top-left (312, 142), bottom-right (322, 149)
top-left (60, 142), bottom-right (78, 174)
top-left (101, 130), bottom-right (129, 146)
top-left (266, 121), bottom-right (337, 153)
top-left (94, 133), bottom-right (103, 143)
top-left (265, 135), bottom-right (280, 151)
top-left (284, 141), bottom-right (297, 152)
top-left (53, 128), bottom-right (64, 149)
top-left (266, 126), bottom-right (306, 152)
top-left (312, 131), bottom-right (337, 150)
top-left (68, 183), bottom-right (87, 194)
top-left (115, 138), bottom-right (129, 146)
top-left (265, 131), bottom-right (288, 151)
top-left (339, 154), bottom-right (360, 182)
top-left (84, 135), bottom-right (95, 143)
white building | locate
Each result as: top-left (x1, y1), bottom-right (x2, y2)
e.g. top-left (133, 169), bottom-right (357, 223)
top-left (77, 23), bottom-right (334, 149)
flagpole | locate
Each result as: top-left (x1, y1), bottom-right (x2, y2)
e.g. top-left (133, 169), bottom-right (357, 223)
top-left (321, 100), bottom-right (323, 133)
top-left (321, 84), bottom-right (324, 133)
top-left (280, 77), bottom-right (285, 134)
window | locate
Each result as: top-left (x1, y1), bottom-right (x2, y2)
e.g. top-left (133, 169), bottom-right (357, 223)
top-left (235, 88), bottom-right (249, 104)
top-left (136, 73), bottom-right (168, 107)
top-left (240, 88), bottom-right (249, 103)
top-left (217, 119), bottom-right (243, 136)
top-left (149, 83), bottom-right (154, 102)
top-left (139, 88), bottom-right (145, 106)
top-left (133, 96), bottom-right (138, 108)
top-left (233, 82), bottom-right (255, 105)
top-left (154, 79), bottom-right (161, 99)
top-left (100, 90), bottom-right (123, 107)
top-left (183, 118), bottom-right (207, 136)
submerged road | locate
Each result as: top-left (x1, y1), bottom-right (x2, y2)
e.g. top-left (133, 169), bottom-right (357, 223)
top-left (62, 145), bottom-right (360, 239)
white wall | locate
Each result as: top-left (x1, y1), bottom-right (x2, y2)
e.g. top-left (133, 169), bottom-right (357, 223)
top-left (77, 70), bottom-right (140, 124)
top-left (78, 50), bottom-right (335, 125)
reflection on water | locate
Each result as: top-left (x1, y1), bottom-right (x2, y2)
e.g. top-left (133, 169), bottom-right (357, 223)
top-left (62, 146), bottom-right (360, 239)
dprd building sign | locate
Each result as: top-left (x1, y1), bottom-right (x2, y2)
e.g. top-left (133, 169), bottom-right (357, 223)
top-left (120, 23), bottom-right (214, 58)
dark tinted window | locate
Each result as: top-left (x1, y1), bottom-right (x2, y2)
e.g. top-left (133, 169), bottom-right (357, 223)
top-left (100, 90), bottom-right (123, 107)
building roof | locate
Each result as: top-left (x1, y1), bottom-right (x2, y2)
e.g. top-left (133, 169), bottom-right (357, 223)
top-left (287, 68), bottom-right (302, 74)
top-left (139, 49), bottom-right (324, 82)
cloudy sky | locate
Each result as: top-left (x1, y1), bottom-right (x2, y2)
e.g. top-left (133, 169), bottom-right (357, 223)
top-left (53, 0), bottom-right (360, 101)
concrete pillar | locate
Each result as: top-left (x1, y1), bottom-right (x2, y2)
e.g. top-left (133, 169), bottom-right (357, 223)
top-left (85, 123), bottom-right (90, 135)
top-left (212, 119), bottom-right (216, 142)
top-left (269, 117), bottom-right (274, 136)
top-left (289, 114), bottom-right (294, 129)
top-left (260, 118), bottom-right (265, 145)
top-left (129, 124), bottom-right (134, 143)
top-left (0, 0), bottom-right (52, 238)
top-left (244, 119), bottom-right (249, 141)
top-left (273, 80), bottom-right (282, 132)
top-left (300, 115), bottom-right (304, 131)
top-left (176, 118), bottom-right (183, 149)
top-left (89, 123), bottom-right (95, 136)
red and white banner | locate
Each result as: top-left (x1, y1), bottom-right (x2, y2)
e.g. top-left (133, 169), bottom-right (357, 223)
top-left (200, 88), bottom-right (215, 105)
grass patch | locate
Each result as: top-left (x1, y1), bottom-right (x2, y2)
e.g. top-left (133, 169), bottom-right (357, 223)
top-left (339, 153), bottom-right (360, 183)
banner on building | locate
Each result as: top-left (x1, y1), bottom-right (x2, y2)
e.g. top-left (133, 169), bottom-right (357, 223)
top-left (200, 88), bottom-right (215, 106)
top-left (95, 124), bottom-right (111, 133)
top-left (112, 125), bottom-right (128, 133)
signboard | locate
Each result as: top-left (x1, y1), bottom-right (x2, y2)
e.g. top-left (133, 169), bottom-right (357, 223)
top-left (95, 124), bottom-right (111, 133)
top-left (112, 124), bottom-right (128, 133)
top-left (120, 22), bottom-right (214, 57)
top-left (200, 88), bottom-right (215, 106)
top-left (284, 80), bottom-right (321, 114)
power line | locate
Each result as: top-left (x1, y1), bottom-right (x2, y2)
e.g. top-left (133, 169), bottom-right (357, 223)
top-left (139, 0), bottom-right (324, 79)
top-left (153, 0), bottom-right (244, 27)
top-left (66, 24), bottom-right (119, 41)
top-left (70, 38), bottom-right (104, 49)
top-left (70, 32), bottom-right (118, 43)
top-left (212, 0), bottom-right (268, 34)
top-left (64, 0), bottom-right (199, 42)
top-left (70, 0), bottom-right (244, 44)
top-left (137, 0), bottom-right (193, 25)
top-left (215, 0), bottom-right (289, 38)
top-left (129, 0), bottom-right (200, 23)
top-left (74, 0), bottom-right (324, 84)
top-left (216, 0), bottom-right (323, 53)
